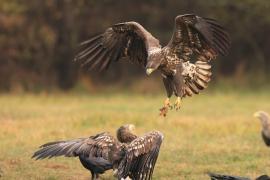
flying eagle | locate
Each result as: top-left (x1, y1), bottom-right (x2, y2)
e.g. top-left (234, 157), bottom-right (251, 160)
top-left (75, 14), bottom-right (230, 116)
top-left (208, 172), bottom-right (270, 180)
top-left (254, 111), bottom-right (270, 146)
top-left (32, 124), bottom-right (163, 180)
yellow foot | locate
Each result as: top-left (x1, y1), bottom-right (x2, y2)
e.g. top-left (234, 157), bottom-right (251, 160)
top-left (174, 97), bottom-right (181, 110)
top-left (159, 98), bottom-right (172, 117)
top-left (164, 98), bottom-right (172, 109)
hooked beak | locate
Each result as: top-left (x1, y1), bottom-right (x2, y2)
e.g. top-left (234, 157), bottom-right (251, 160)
top-left (146, 68), bottom-right (154, 75)
top-left (128, 124), bottom-right (135, 131)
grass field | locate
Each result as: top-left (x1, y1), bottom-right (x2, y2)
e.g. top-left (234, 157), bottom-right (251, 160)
top-left (0, 90), bottom-right (270, 179)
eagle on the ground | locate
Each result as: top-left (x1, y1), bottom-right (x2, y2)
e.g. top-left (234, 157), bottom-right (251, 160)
top-left (32, 124), bottom-right (163, 180)
top-left (208, 172), bottom-right (270, 180)
top-left (254, 111), bottom-right (270, 146)
top-left (75, 14), bottom-right (230, 116)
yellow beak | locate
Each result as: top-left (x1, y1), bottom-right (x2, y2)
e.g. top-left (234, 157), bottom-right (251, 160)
top-left (146, 68), bottom-right (154, 75)
top-left (128, 124), bottom-right (135, 131)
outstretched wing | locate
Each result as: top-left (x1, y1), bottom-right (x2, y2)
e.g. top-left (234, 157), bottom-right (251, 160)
top-left (32, 132), bottom-right (117, 160)
top-left (168, 14), bottom-right (230, 97)
top-left (208, 172), bottom-right (250, 180)
top-left (118, 131), bottom-right (163, 180)
top-left (169, 14), bottom-right (230, 56)
top-left (75, 22), bottom-right (161, 71)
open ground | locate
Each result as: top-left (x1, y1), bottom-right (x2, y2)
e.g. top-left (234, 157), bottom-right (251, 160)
top-left (0, 90), bottom-right (270, 179)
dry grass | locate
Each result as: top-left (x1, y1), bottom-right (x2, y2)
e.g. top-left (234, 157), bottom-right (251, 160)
top-left (0, 90), bottom-right (270, 179)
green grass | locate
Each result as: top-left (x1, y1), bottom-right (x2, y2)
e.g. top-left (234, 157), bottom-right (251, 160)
top-left (0, 90), bottom-right (270, 179)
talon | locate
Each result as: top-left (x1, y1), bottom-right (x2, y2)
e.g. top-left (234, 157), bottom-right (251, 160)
top-left (159, 106), bottom-right (168, 117)
top-left (174, 97), bottom-right (181, 110)
top-left (159, 107), bottom-right (168, 117)
top-left (159, 98), bottom-right (173, 117)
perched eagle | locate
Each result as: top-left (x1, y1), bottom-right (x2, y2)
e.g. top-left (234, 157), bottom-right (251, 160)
top-left (208, 172), bottom-right (270, 180)
top-left (32, 124), bottom-right (163, 180)
top-left (75, 14), bottom-right (230, 115)
top-left (254, 111), bottom-right (270, 146)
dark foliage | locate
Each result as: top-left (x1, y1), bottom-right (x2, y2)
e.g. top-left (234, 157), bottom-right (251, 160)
top-left (0, 0), bottom-right (270, 91)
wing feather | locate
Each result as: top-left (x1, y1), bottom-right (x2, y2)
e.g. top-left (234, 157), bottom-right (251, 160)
top-left (32, 132), bottom-right (117, 161)
top-left (167, 14), bottom-right (230, 97)
top-left (75, 22), bottom-right (160, 70)
top-left (169, 14), bottom-right (230, 57)
top-left (117, 131), bottom-right (163, 180)
top-left (182, 60), bottom-right (212, 96)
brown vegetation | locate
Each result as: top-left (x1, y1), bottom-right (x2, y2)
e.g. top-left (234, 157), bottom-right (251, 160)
top-left (1, 0), bottom-right (270, 91)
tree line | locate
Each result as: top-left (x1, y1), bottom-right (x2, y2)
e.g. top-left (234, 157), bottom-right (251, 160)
top-left (0, 0), bottom-right (269, 91)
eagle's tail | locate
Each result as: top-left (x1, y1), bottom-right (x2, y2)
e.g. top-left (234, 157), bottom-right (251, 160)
top-left (182, 60), bottom-right (212, 97)
top-left (182, 47), bottom-right (217, 97)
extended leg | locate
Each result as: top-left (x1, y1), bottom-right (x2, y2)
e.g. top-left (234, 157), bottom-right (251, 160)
top-left (172, 66), bottom-right (185, 110)
top-left (174, 96), bottom-right (182, 110)
top-left (160, 76), bottom-right (173, 116)
top-left (162, 76), bottom-right (173, 109)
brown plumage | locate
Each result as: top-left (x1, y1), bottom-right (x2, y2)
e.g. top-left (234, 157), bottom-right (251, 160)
top-left (32, 124), bottom-right (163, 180)
top-left (208, 172), bottom-right (270, 180)
top-left (75, 14), bottom-right (230, 116)
top-left (117, 124), bottom-right (137, 143)
top-left (254, 111), bottom-right (270, 146)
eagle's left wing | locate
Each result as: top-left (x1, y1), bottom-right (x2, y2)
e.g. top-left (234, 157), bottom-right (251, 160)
top-left (117, 131), bottom-right (164, 180)
top-left (167, 14), bottom-right (230, 97)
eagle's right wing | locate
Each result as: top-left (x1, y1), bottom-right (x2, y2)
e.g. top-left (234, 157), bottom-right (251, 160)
top-left (117, 131), bottom-right (164, 180)
top-left (32, 132), bottom-right (117, 160)
top-left (75, 22), bottom-right (161, 71)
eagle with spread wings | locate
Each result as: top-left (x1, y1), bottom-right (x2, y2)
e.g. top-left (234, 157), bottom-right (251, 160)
top-left (75, 14), bottom-right (230, 116)
top-left (32, 124), bottom-right (163, 180)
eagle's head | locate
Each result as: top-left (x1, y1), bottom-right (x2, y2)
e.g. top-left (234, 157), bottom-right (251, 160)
top-left (254, 111), bottom-right (270, 129)
top-left (117, 124), bottom-right (136, 143)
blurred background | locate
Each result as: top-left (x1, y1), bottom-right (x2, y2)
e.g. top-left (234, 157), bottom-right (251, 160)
top-left (0, 0), bottom-right (270, 93)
